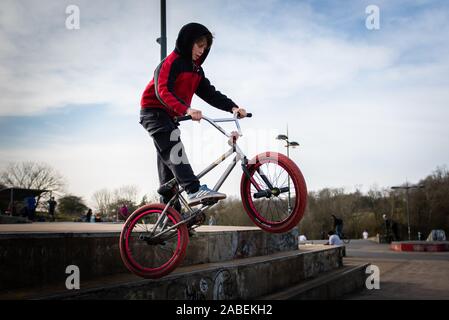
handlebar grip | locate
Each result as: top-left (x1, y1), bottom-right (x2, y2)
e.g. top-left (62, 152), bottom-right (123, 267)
top-left (174, 115), bottom-right (192, 123)
top-left (246, 113), bottom-right (252, 118)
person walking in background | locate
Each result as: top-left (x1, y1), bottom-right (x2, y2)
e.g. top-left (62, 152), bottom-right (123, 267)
top-left (47, 197), bottom-right (57, 222)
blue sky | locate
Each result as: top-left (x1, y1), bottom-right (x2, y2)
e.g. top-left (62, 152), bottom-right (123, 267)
top-left (1, 0), bottom-right (449, 207)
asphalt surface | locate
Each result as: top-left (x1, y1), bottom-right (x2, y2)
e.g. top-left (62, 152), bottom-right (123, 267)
top-left (342, 240), bottom-right (449, 300)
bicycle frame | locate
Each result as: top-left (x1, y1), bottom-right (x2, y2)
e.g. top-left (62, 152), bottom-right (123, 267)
top-left (120, 109), bottom-right (307, 279)
top-left (148, 113), bottom-right (274, 239)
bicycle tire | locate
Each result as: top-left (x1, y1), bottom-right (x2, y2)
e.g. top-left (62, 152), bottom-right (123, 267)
top-left (240, 151), bottom-right (307, 233)
top-left (119, 203), bottom-right (189, 279)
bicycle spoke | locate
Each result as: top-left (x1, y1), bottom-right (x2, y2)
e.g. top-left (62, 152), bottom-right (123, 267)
top-left (279, 171), bottom-right (289, 189)
top-left (248, 160), bottom-right (299, 225)
top-left (126, 212), bottom-right (180, 270)
top-left (253, 170), bottom-right (267, 189)
top-left (274, 164), bottom-right (283, 187)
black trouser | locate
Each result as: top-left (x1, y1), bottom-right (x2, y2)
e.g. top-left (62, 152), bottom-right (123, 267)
top-left (140, 108), bottom-right (200, 208)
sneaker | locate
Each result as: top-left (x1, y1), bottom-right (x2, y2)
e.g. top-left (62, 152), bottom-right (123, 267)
top-left (187, 185), bottom-right (226, 206)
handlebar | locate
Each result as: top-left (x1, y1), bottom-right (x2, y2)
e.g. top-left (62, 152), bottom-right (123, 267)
top-left (174, 112), bottom-right (252, 123)
top-left (174, 115), bottom-right (193, 123)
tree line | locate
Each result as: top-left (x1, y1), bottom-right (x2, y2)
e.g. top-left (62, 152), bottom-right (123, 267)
top-left (1, 161), bottom-right (448, 240)
top-left (299, 166), bottom-right (449, 240)
top-left (0, 161), bottom-right (156, 221)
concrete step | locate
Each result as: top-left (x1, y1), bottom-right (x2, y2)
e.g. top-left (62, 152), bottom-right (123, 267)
top-left (260, 262), bottom-right (370, 300)
top-left (0, 224), bottom-right (299, 291)
top-left (0, 245), bottom-right (345, 300)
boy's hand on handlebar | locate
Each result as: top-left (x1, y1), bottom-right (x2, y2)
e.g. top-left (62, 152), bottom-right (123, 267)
top-left (232, 106), bottom-right (247, 118)
top-left (187, 107), bottom-right (202, 121)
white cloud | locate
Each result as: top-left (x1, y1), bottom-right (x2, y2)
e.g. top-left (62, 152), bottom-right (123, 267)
top-left (1, 0), bottom-right (449, 202)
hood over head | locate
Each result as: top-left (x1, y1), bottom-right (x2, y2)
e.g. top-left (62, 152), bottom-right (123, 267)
top-left (175, 22), bottom-right (213, 65)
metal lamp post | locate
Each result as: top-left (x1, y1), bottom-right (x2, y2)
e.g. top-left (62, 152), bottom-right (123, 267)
top-left (391, 182), bottom-right (425, 240)
top-left (156, 0), bottom-right (167, 61)
top-left (276, 127), bottom-right (299, 214)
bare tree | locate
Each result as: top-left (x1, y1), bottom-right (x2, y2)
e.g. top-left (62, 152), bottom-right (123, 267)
top-left (113, 185), bottom-right (139, 204)
top-left (92, 188), bottom-right (112, 216)
top-left (0, 161), bottom-right (66, 205)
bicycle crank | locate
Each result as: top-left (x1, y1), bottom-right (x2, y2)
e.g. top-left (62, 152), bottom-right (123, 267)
top-left (138, 234), bottom-right (166, 246)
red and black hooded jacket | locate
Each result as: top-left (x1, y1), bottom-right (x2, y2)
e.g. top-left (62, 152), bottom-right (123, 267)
top-left (140, 23), bottom-right (237, 118)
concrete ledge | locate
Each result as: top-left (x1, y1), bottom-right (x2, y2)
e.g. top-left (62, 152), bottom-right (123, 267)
top-left (0, 225), bottom-right (298, 291)
top-left (391, 241), bottom-right (449, 252)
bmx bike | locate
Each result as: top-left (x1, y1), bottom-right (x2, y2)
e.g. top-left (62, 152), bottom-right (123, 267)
top-left (119, 112), bottom-right (308, 278)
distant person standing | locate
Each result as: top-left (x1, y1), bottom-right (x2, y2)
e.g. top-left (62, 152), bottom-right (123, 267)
top-left (47, 197), bottom-right (57, 222)
top-left (95, 212), bottom-right (102, 222)
top-left (86, 208), bottom-right (93, 223)
top-left (363, 230), bottom-right (369, 239)
top-left (382, 214), bottom-right (390, 232)
top-left (391, 221), bottom-right (399, 241)
top-left (208, 215), bottom-right (216, 225)
top-left (382, 214), bottom-right (399, 241)
top-left (331, 214), bottom-right (344, 238)
top-left (25, 196), bottom-right (36, 221)
top-left (119, 204), bottom-right (129, 220)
